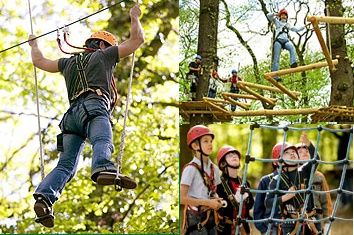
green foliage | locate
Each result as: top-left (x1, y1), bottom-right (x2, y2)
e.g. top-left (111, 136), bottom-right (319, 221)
top-left (0, 0), bottom-right (178, 233)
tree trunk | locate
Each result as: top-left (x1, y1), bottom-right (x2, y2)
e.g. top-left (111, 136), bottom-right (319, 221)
top-left (190, 0), bottom-right (220, 124)
top-left (325, 0), bottom-right (354, 106)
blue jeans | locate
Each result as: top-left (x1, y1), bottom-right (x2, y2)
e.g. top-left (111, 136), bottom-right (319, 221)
top-left (34, 96), bottom-right (116, 205)
top-left (272, 38), bottom-right (297, 72)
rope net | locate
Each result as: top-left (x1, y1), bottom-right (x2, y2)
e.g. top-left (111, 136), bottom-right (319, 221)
top-left (235, 124), bottom-right (352, 235)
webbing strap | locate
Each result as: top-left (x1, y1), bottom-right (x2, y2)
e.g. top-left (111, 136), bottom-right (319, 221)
top-left (220, 175), bottom-right (239, 209)
top-left (70, 53), bottom-right (92, 101)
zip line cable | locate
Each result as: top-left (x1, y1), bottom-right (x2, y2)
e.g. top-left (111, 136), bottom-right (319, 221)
top-left (27, 0), bottom-right (45, 180)
top-left (0, 0), bottom-right (132, 54)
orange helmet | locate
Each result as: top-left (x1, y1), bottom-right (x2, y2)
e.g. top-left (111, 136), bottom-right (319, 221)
top-left (186, 125), bottom-right (214, 147)
top-left (278, 9), bottom-right (288, 17)
top-left (85, 31), bottom-right (117, 46)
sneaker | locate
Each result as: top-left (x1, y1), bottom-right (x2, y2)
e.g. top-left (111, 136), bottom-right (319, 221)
top-left (96, 171), bottom-right (137, 189)
top-left (274, 77), bottom-right (282, 82)
top-left (34, 196), bottom-right (54, 228)
top-left (291, 62), bottom-right (298, 68)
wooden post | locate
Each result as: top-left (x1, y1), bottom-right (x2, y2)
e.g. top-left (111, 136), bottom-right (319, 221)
top-left (224, 97), bottom-right (250, 110)
top-left (238, 84), bottom-right (276, 106)
top-left (307, 16), bottom-right (336, 71)
top-left (238, 81), bottom-right (301, 96)
top-left (222, 92), bottom-right (277, 103)
top-left (228, 108), bottom-right (318, 117)
top-left (308, 16), bottom-right (354, 25)
top-left (264, 76), bottom-right (300, 100)
top-left (264, 59), bottom-right (339, 78)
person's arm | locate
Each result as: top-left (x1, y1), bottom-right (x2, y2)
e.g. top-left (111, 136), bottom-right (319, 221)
top-left (290, 24), bottom-right (305, 33)
top-left (320, 173), bottom-right (333, 217)
top-left (118, 4), bottom-right (145, 59)
top-left (180, 184), bottom-right (222, 210)
top-left (267, 12), bottom-right (277, 22)
top-left (28, 35), bottom-right (59, 73)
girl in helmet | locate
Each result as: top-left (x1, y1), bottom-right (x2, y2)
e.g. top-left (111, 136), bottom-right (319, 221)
top-left (267, 9), bottom-right (306, 82)
top-left (221, 69), bottom-right (243, 111)
top-left (265, 142), bottom-right (320, 235)
top-left (181, 125), bottom-right (223, 235)
top-left (215, 146), bottom-right (254, 235)
top-left (28, 4), bottom-right (144, 228)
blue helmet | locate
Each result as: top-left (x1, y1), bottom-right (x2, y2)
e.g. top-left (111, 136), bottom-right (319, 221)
top-left (195, 55), bottom-right (202, 60)
top-left (231, 69), bottom-right (237, 74)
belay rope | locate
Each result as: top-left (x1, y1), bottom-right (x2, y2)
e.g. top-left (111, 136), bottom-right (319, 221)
top-left (115, 52), bottom-right (135, 191)
top-left (27, 0), bottom-right (45, 180)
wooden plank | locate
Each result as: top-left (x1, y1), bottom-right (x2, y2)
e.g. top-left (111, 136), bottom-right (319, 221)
top-left (307, 15), bottom-right (354, 25)
top-left (203, 97), bottom-right (230, 114)
top-left (238, 81), bottom-right (301, 96)
top-left (222, 92), bottom-right (260, 100)
top-left (308, 17), bottom-right (336, 71)
top-left (238, 84), bottom-right (276, 106)
top-left (230, 108), bottom-right (318, 117)
top-left (224, 97), bottom-right (250, 110)
top-left (264, 76), bottom-right (299, 100)
top-left (264, 59), bottom-right (338, 78)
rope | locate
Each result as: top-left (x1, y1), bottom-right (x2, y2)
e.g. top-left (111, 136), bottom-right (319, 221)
top-left (232, 124), bottom-right (353, 235)
top-left (0, 0), bottom-right (132, 54)
top-left (115, 52), bottom-right (135, 190)
top-left (27, 0), bottom-right (45, 180)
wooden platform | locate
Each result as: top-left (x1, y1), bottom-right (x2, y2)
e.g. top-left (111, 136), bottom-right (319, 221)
top-left (179, 101), bottom-right (233, 122)
top-left (311, 106), bottom-right (354, 123)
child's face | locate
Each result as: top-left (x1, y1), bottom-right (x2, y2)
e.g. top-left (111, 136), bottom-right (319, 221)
top-left (282, 148), bottom-right (298, 164)
top-left (280, 14), bottom-right (288, 21)
top-left (192, 135), bottom-right (213, 155)
top-left (297, 147), bottom-right (310, 161)
top-left (225, 152), bottom-right (240, 168)
top-left (200, 135), bottom-right (213, 155)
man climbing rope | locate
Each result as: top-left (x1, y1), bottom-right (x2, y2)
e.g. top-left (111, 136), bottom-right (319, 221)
top-left (216, 146), bottom-right (254, 235)
top-left (267, 9), bottom-right (306, 82)
top-left (187, 55), bottom-right (202, 101)
top-left (28, 3), bottom-right (144, 228)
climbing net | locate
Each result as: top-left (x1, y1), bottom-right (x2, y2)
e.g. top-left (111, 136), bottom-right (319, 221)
top-left (235, 124), bottom-right (353, 235)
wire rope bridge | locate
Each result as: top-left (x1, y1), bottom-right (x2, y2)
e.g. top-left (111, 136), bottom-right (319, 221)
top-left (179, 15), bottom-right (354, 122)
top-left (235, 124), bottom-right (353, 235)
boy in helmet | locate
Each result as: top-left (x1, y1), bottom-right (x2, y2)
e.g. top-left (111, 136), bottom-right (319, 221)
top-left (28, 4), bottom-right (144, 228)
top-left (221, 69), bottom-right (243, 111)
top-left (296, 133), bottom-right (332, 234)
top-left (216, 146), bottom-right (254, 235)
top-left (187, 55), bottom-right (202, 101)
top-left (180, 125), bottom-right (223, 235)
top-left (267, 9), bottom-right (306, 82)
top-left (265, 141), bottom-right (320, 235)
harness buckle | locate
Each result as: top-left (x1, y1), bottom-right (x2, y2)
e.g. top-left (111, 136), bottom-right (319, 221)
top-left (197, 223), bottom-right (203, 231)
top-left (96, 89), bottom-right (103, 96)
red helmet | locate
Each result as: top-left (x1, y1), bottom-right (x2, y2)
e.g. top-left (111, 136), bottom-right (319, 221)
top-left (278, 9), bottom-right (288, 17)
top-left (187, 125), bottom-right (214, 147)
top-left (217, 145), bottom-right (241, 166)
top-left (272, 142), bottom-right (297, 165)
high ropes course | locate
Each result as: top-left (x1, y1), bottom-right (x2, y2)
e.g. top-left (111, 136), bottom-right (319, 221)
top-left (179, 15), bottom-right (354, 123)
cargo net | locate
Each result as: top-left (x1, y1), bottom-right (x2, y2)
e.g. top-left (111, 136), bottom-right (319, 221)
top-left (236, 124), bottom-right (353, 235)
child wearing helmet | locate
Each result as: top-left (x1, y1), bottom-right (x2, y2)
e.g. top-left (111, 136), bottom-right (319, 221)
top-left (181, 125), bottom-right (223, 235)
top-left (221, 69), bottom-right (243, 111)
top-left (265, 141), bottom-right (320, 235)
top-left (215, 146), bottom-right (254, 235)
top-left (208, 57), bottom-right (224, 99)
top-left (267, 9), bottom-right (306, 82)
top-left (187, 55), bottom-right (202, 101)
top-left (28, 4), bottom-right (144, 228)
top-left (296, 133), bottom-right (332, 234)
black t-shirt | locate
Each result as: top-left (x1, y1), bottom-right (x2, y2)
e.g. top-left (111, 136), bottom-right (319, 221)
top-left (187, 61), bottom-right (201, 77)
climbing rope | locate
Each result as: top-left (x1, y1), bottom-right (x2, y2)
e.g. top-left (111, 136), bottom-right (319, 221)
top-left (27, 0), bottom-right (45, 180)
top-left (115, 52), bottom-right (136, 191)
top-left (234, 124), bottom-right (353, 235)
top-left (0, 0), bottom-right (131, 54)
